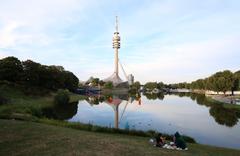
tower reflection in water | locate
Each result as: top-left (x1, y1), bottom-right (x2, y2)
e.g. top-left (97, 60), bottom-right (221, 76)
top-left (85, 93), bottom-right (141, 129)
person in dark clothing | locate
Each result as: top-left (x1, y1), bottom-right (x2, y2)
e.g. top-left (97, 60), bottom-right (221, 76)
top-left (173, 132), bottom-right (187, 149)
top-left (155, 133), bottom-right (165, 147)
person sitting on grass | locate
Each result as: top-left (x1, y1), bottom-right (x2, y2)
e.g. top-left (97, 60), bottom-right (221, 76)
top-left (173, 131), bottom-right (187, 150)
top-left (155, 133), bottom-right (165, 147)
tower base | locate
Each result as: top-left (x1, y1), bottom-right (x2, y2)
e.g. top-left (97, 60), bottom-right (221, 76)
top-left (104, 73), bottom-right (127, 87)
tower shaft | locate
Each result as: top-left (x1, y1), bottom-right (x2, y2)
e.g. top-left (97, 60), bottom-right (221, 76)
top-left (113, 16), bottom-right (121, 77)
top-left (114, 48), bottom-right (119, 76)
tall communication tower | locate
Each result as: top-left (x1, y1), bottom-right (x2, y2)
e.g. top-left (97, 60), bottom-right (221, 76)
top-left (104, 16), bottom-right (123, 86)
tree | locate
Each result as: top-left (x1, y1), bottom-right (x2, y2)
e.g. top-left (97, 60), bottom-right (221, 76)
top-left (0, 56), bottom-right (79, 92)
top-left (91, 78), bottom-right (100, 86)
top-left (205, 71), bottom-right (234, 94)
top-left (144, 82), bottom-right (158, 90)
top-left (232, 71), bottom-right (240, 93)
top-left (157, 82), bottom-right (164, 90)
top-left (22, 60), bottom-right (41, 86)
top-left (48, 65), bottom-right (66, 89)
top-left (131, 81), bottom-right (141, 90)
top-left (0, 56), bottom-right (23, 82)
top-left (213, 70), bottom-right (234, 94)
top-left (193, 79), bottom-right (205, 90)
top-left (178, 82), bottom-right (186, 89)
top-left (206, 76), bottom-right (217, 91)
top-left (63, 71), bottom-right (79, 91)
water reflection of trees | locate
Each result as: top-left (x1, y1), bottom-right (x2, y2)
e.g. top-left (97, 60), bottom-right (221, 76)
top-left (43, 92), bottom-right (240, 127)
top-left (209, 105), bottom-right (239, 127)
top-left (143, 92), bottom-right (164, 100)
top-left (42, 101), bottom-right (78, 120)
top-left (85, 96), bottom-right (105, 105)
top-left (85, 93), bottom-right (141, 106)
top-left (173, 93), bottom-right (240, 127)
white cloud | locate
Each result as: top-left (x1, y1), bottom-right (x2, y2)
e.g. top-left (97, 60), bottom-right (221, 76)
top-left (0, 0), bottom-right (240, 83)
top-left (0, 21), bottom-right (23, 47)
top-left (0, 0), bottom-right (93, 48)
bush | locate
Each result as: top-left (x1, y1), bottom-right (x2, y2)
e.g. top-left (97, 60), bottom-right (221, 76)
top-left (54, 89), bottom-right (70, 105)
top-left (104, 82), bottom-right (113, 89)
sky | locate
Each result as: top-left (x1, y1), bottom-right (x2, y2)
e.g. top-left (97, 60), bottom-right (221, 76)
top-left (0, 0), bottom-right (240, 84)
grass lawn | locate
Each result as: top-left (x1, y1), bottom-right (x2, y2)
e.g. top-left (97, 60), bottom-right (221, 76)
top-left (0, 83), bottom-right (85, 119)
top-left (0, 119), bottom-right (239, 156)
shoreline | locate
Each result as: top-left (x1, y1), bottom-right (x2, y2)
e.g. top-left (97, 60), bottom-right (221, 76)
top-left (206, 94), bottom-right (240, 105)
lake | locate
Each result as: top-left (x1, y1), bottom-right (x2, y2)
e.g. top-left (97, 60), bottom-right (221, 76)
top-left (46, 92), bottom-right (240, 149)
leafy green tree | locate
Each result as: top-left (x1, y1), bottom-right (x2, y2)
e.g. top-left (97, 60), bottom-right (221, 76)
top-left (206, 76), bottom-right (217, 91)
top-left (144, 82), bottom-right (157, 90)
top-left (22, 60), bottom-right (41, 86)
top-left (193, 79), bottom-right (205, 90)
top-left (63, 71), bottom-right (79, 91)
top-left (157, 82), bottom-right (164, 90)
top-left (131, 81), bottom-right (141, 90)
top-left (92, 78), bottom-right (100, 86)
top-left (216, 71), bottom-right (234, 94)
top-left (232, 71), bottom-right (240, 92)
top-left (178, 82), bottom-right (186, 88)
top-left (49, 65), bottom-right (66, 89)
top-left (0, 56), bottom-right (79, 92)
top-left (0, 56), bottom-right (23, 82)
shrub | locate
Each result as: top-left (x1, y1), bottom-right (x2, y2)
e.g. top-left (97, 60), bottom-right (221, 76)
top-left (54, 89), bottom-right (70, 105)
top-left (104, 82), bottom-right (113, 89)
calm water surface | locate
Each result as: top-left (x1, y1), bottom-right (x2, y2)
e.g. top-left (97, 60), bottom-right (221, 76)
top-left (60, 93), bottom-right (240, 149)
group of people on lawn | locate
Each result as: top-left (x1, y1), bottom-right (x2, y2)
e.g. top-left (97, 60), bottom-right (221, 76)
top-left (154, 131), bottom-right (187, 150)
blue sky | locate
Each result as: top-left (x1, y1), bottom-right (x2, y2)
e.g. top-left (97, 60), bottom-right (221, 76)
top-left (0, 0), bottom-right (239, 83)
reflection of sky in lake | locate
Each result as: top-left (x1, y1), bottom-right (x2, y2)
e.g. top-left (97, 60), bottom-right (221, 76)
top-left (69, 95), bottom-right (240, 149)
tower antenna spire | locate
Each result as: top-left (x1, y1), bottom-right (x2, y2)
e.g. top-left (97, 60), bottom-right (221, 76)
top-left (115, 16), bottom-right (118, 32)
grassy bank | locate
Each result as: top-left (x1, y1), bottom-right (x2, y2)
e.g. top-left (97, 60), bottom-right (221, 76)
top-left (1, 119), bottom-right (239, 156)
top-left (206, 95), bottom-right (240, 110)
top-left (190, 90), bottom-right (240, 110)
top-left (1, 83), bottom-right (239, 154)
top-left (0, 82), bottom-right (85, 119)
top-left (37, 118), bottom-right (195, 143)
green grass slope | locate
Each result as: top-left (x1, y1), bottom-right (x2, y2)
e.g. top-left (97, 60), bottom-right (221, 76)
top-left (0, 119), bottom-right (239, 156)
top-left (0, 82), bottom-right (84, 119)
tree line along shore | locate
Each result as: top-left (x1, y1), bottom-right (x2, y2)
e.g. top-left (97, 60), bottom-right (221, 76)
top-left (1, 56), bottom-right (240, 155)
